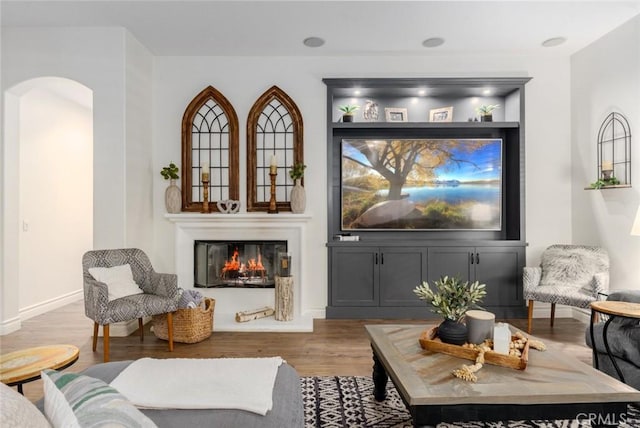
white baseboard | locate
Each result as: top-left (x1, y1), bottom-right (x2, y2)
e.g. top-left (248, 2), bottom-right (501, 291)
top-left (0, 316), bottom-right (21, 335)
top-left (572, 307), bottom-right (591, 323)
top-left (304, 308), bottom-right (326, 319)
top-left (19, 289), bottom-right (83, 321)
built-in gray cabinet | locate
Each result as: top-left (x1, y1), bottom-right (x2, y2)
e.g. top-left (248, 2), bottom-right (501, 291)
top-left (324, 77), bottom-right (530, 319)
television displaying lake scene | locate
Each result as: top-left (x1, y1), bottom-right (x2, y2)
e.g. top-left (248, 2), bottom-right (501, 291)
top-left (341, 138), bottom-right (503, 231)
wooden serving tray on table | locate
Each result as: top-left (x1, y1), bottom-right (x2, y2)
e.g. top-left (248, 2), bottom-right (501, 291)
top-left (419, 326), bottom-right (529, 370)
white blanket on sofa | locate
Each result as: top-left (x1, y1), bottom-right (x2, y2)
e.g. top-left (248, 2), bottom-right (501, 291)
top-left (109, 357), bottom-right (283, 415)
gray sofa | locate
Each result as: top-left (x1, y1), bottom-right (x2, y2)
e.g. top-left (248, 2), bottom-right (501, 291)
top-left (37, 360), bottom-right (304, 427)
top-left (585, 290), bottom-right (640, 391)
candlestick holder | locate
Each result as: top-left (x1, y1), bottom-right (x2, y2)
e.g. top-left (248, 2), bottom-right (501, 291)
top-left (202, 174), bottom-right (210, 213)
top-left (268, 171), bottom-right (278, 214)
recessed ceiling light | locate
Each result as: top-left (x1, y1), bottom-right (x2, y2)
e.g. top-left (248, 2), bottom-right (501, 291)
top-left (303, 37), bottom-right (325, 48)
top-left (422, 37), bottom-right (445, 48)
top-left (418, 89), bottom-right (427, 96)
top-left (542, 37), bottom-right (567, 48)
top-left (483, 89), bottom-right (492, 96)
top-left (354, 90), bottom-right (361, 96)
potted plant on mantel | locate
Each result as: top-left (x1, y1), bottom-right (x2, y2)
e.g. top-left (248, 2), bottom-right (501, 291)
top-left (413, 276), bottom-right (487, 345)
top-left (161, 162), bottom-right (181, 214)
top-left (289, 163), bottom-right (307, 214)
top-left (476, 104), bottom-right (500, 122)
top-left (338, 104), bottom-right (359, 122)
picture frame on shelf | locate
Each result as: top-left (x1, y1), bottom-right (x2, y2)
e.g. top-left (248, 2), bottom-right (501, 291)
top-left (429, 106), bottom-right (453, 122)
top-left (384, 108), bottom-right (408, 122)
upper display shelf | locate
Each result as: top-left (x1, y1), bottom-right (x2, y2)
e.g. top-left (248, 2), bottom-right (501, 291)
top-left (324, 77), bottom-right (531, 125)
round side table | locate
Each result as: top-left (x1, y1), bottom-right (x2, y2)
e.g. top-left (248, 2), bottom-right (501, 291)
top-left (589, 301), bottom-right (640, 383)
top-left (0, 344), bottom-right (79, 394)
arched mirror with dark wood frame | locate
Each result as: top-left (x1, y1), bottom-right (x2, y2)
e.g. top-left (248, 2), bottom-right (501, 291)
top-left (247, 86), bottom-right (304, 212)
top-left (181, 86), bottom-right (239, 212)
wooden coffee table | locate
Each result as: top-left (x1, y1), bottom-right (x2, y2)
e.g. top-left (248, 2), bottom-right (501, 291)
top-left (1, 344), bottom-right (79, 394)
top-left (365, 324), bottom-right (640, 427)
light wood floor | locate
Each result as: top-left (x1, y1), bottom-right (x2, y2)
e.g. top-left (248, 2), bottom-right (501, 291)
top-left (0, 299), bottom-right (592, 402)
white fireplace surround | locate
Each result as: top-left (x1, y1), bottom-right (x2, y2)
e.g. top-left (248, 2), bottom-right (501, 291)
top-left (166, 213), bottom-right (314, 332)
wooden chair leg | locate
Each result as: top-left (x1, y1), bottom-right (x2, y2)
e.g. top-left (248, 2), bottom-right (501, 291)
top-left (527, 300), bottom-right (534, 334)
top-left (138, 318), bottom-right (144, 343)
top-left (550, 303), bottom-right (556, 328)
top-left (103, 324), bottom-right (110, 363)
top-left (166, 312), bottom-right (174, 352)
top-left (92, 322), bottom-right (99, 351)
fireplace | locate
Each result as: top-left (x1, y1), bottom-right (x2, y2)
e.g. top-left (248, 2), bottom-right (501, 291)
top-left (194, 240), bottom-right (287, 288)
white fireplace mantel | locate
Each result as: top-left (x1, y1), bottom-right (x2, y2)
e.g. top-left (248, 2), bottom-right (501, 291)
top-left (165, 213), bottom-right (314, 332)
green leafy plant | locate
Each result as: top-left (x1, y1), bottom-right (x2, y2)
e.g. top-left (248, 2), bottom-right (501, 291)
top-left (475, 104), bottom-right (500, 115)
top-left (289, 163), bottom-right (307, 180)
top-left (590, 177), bottom-right (621, 189)
top-left (161, 162), bottom-right (179, 180)
top-left (413, 276), bottom-right (487, 322)
top-left (338, 104), bottom-right (360, 114)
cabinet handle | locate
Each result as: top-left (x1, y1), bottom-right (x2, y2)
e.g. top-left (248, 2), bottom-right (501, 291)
top-left (476, 253), bottom-right (480, 264)
top-left (470, 252), bottom-right (474, 264)
top-left (381, 253), bottom-right (384, 265)
top-left (375, 253), bottom-right (378, 265)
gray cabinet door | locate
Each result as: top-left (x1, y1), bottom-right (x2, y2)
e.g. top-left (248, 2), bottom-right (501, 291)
top-left (427, 247), bottom-right (474, 283)
top-left (474, 247), bottom-right (523, 307)
top-left (379, 247), bottom-right (427, 306)
top-left (330, 247), bottom-right (378, 306)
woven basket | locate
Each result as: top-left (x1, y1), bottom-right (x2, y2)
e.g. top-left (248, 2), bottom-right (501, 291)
top-left (152, 297), bottom-right (215, 344)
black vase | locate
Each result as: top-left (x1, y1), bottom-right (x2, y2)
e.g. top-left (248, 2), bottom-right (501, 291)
top-left (342, 114), bottom-right (354, 123)
top-left (480, 114), bottom-right (493, 122)
top-left (437, 318), bottom-right (468, 345)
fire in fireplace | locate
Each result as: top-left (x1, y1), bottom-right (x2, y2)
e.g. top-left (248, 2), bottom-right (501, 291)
top-left (194, 240), bottom-right (287, 288)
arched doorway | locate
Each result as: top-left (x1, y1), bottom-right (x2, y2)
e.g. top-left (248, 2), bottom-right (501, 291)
top-left (2, 77), bottom-right (93, 332)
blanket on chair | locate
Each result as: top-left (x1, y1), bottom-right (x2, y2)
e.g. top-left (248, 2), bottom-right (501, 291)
top-left (109, 357), bottom-right (283, 415)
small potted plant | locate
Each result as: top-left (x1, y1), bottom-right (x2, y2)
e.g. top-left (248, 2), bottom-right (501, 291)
top-left (289, 163), bottom-right (307, 213)
top-left (161, 162), bottom-right (181, 213)
top-left (338, 104), bottom-right (359, 122)
top-left (414, 276), bottom-right (487, 345)
top-left (476, 104), bottom-right (500, 122)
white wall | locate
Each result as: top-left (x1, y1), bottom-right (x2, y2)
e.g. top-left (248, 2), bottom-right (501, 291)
top-left (18, 84), bottom-right (93, 313)
top-left (125, 32), bottom-right (154, 251)
top-left (152, 54), bottom-right (573, 315)
top-left (1, 27), bottom-right (154, 333)
top-left (571, 15), bottom-right (640, 291)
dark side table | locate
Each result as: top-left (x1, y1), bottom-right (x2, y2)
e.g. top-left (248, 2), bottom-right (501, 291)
top-left (589, 300), bottom-right (640, 383)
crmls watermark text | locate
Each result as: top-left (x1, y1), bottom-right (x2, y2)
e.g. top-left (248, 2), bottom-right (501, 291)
top-left (576, 412), bottom-right (627, 426)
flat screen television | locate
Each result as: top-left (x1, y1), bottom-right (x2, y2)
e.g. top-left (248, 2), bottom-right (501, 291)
top-left (341, 138), bottom-right (503, 231)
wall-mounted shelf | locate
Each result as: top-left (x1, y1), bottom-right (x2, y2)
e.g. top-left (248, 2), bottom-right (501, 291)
top-left (584, 185), bottom-right (632, 190)
top-left (331, 121), bottom-right (520, 129)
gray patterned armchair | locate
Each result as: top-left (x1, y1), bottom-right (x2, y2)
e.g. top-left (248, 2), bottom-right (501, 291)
top-left (523, 244), bottom-right (609, 333)
top-left (83, 248), bottom-right (180, 362)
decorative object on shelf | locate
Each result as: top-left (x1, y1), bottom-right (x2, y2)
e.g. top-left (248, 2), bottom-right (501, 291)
top-left (268, 155), bottom-right (278, 213)
top-left (594, 111), bottom-right (632, 188)
top-left (384, 107), bottom-right (408, 122)
top-left (589, 177), bottom-right (621, 189)
top-left (413, 276), bottom-right (487, 345)
top-left (476, 104), bottom-right (500, 122)
top-left (201, 162), bottom-right (210, 213)
top-left (338, 104), bottom-right (359, 122)
top-left (363, 100), bottom-right (379, 122)
top-left (275, 275), bottom-right (294, 321)
top-left (289, 162), bottom-right (306, 214)
top-left (161, 162), bottom-right (181, 213)
top-left (216, 199), bottom-right (240, 213)
top-left (429, 106), bottom-right (453, 122)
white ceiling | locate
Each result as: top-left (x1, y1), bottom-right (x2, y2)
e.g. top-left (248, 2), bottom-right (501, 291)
top-left (2, 1), bottom-right (640, 56)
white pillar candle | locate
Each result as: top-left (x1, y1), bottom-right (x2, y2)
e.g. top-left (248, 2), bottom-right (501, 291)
top-left (602, 160), bottom-right (613, 171)
top-left (201, 161), bottom-right (209, 180)
top-left (270, 154), bottom-right (277, 167)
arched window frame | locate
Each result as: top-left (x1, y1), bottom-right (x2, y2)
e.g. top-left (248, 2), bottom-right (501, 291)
top-left (181, 86), bottom-right (239, 212)
top-left (247, 86), bottom-right (304, 212)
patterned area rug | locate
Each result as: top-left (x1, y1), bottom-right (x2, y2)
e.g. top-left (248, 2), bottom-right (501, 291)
top-left (301, 376), bottom-right (640, 428)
